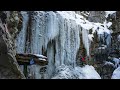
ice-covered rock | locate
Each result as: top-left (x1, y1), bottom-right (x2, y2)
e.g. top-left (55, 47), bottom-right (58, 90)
top-left (112, 58), bottom-right (120, 68)
top-left (52, 65), bottom-right (101, 79)
top-left (105, 11), bottom-right (116, 18)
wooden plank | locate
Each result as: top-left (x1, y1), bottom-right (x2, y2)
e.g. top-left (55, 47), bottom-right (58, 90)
top-left (16, 57), bottom-right (48, 62)
top-left (17, 58), bottom-right (48, 65)
top-left (16, 53), bottom-right (48, 65)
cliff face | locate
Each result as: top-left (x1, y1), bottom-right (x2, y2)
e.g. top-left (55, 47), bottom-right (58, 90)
top-left (87, 11), bottom-right (120, 79)
top-left (0, 11), bottom-right (25, 79)
top-left (88, 11), bottom-right (106, 23)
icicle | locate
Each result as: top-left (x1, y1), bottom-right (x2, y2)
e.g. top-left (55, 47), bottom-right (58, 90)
top-left (82, 28), bottom-right (90, 56)
top-left (46, 42), bottom-right (55, 78)
top-left (30, 11), bottom-right (46, 54)
top-left (45, 11), bottom-right (59, 50)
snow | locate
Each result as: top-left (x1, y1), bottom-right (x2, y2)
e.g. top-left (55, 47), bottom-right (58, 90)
top-left (96, 21), bottom-right (111, 35)
top-left (105, 11), bottom-right (116, 18)
top-left (88, 34), bottom-right (94, 41)
top-left (77, 12), bottom-right (111, 34)
top-left (111, 66), bottom-right (120, 79)
top-left (34, 54), bottom-right (47, 59)
top-left (56, 11), bottom-right (76, 20)
top-left (52, 65), bottom-right (101, 79)
top-left (107, 22), bottom-right (112, 28)
top-left (38, 58), bottom-right (47, 61)
top-left (104, 61), bottom-right (114, 67)
top-left (81, 65), bottom-right (101, 79)
top-left (56, 11), bottom-right (102, 31)
top-left (112, 58), bottom-right (120, 68)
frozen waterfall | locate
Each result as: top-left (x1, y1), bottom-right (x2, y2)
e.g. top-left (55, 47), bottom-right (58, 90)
top-left (16, 11), bottom-right (110, 79)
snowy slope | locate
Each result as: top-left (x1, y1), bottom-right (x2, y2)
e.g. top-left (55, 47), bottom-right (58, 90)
top-left (111, 66), bottom-right (120, 79)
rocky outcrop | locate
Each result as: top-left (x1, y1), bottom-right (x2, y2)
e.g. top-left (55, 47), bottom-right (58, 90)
top-left (88, 11), bottom-right (120, 79)
top-left (88, 11), bottom-right (106, 23)
top-left (0, 11), bottom-right (25, 79)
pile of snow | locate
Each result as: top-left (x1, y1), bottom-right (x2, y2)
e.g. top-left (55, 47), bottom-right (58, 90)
top-left (81, 65), bottom-right (101, 79)
top-left (111, 66), bottom-right (120, 79)
top-left (52, 65), bottom-right (101, 79)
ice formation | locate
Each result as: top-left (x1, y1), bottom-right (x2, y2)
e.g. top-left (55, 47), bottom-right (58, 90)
top-left (16, 11), bottom-right (115, 78)
top-left (16, 11), bottom-right (29, 53)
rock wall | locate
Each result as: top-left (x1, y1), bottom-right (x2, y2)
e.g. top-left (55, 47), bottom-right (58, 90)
top-left (0, 11), bottom-right (25, 79)
top-left (88, 11), bottom-right (106, 23)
